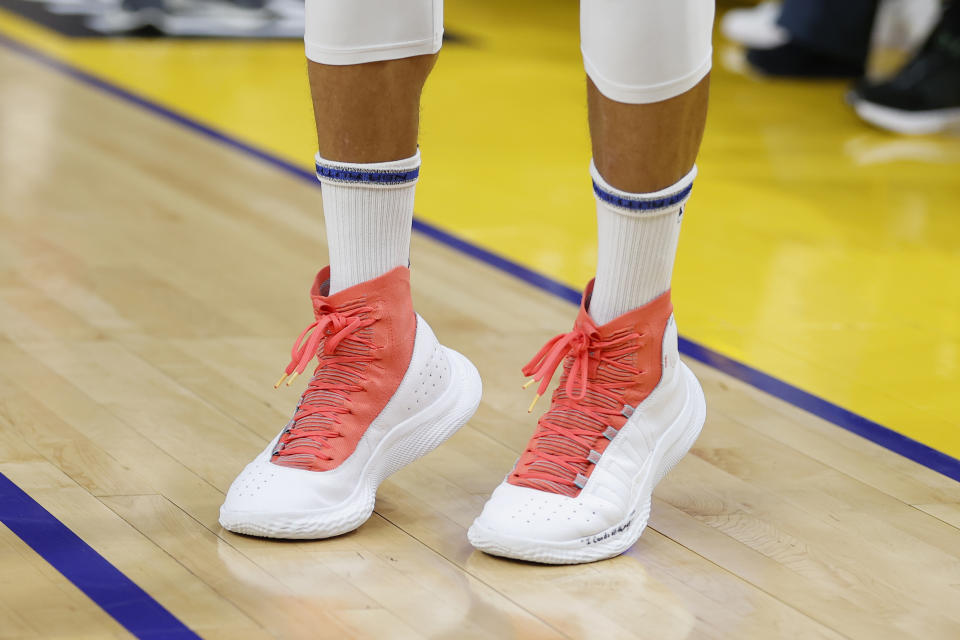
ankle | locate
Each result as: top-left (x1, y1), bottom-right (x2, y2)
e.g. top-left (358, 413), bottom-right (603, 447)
top-left (315, 150), bottom-right (420, 294)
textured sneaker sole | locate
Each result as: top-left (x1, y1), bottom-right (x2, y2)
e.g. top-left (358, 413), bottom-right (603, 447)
top-left (467, 362), bottom-right (706, 564)
top-left (853, 100), bottom-right (960, 135)
top-left (219, 346), bottom-right (482, 539)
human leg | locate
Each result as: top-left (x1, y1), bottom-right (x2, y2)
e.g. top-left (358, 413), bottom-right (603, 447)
top-left (587, 77), bottom-right (709, 323)
top-left (470, 0), bottom-right (713, 564)
top-left (747, 0), bottom-right (879, 77)
top-left (220, 0), bottom-right (482, 539)
top-left (309, 55), bottom-right (435, 294)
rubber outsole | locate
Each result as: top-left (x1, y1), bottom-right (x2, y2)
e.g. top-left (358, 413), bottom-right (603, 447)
top-left (467, 362), bottom-right (706, 564)
top-left (219, 346), bottom-right (482, 539)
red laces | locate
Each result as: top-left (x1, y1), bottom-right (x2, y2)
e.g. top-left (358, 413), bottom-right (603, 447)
top-left (272, 302), bottom-right (378, 463)
top-left (521, 327), bottom-right (594, 410)
top-left (513, 326), bottom-right (644, 494)
top-left (275, 301), bottom-right (376, 388)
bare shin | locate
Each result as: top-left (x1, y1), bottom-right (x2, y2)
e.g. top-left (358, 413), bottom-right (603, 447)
top-left (309, 54), bottom-right (438, 163)
top-left (587, 74), bottom-right (710, 193)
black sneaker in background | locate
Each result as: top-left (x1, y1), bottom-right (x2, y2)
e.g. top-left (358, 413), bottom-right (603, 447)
top-left (849, 4), bottom-right (960, 134)
top-left (746, 40), bottom-right (866, 78)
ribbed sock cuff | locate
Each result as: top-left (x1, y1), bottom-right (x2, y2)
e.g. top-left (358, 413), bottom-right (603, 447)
top-left (315, 149), bottom-right (421, 188)
top-left (589, 161), bottom-right (697, 214)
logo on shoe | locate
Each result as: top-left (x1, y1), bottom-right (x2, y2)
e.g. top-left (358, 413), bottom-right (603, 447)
top-left (582, 519), bottom-right (633, 545)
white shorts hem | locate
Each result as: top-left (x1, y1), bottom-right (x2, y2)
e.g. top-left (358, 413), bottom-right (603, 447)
top-left (583, 50), bottom-right (713, 104)
top-left (305, 34), bottom-right (443, 65)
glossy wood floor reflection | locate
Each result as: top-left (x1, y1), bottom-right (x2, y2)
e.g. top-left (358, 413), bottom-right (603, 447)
top-left (1, 47), bottom-right (959, 640)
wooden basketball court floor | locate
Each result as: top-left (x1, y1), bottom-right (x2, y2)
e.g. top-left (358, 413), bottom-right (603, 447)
top-left (1, 2), bottom-right (960, 639)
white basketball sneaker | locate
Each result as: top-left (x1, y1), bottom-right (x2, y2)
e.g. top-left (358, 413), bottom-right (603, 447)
top-left (220, 266), bottom-right (482, 539)
top-left (468, 281), bottom-right (705, 564)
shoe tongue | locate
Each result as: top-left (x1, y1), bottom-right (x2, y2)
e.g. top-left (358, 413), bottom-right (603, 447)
top-left (540, 292), bottom-right (670, 450)
top-left (576, 277), bottom-right (649, 339)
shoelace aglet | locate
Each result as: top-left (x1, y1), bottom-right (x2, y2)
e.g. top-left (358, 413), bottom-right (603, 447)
top-left (274, 373), bottom-right (288, 389)
top-left (527, 393), bottom-right (542, 414)
top-left (285, 371), bottom-right (300, 387)
top-left (522, 378), bottom-right (536, 390)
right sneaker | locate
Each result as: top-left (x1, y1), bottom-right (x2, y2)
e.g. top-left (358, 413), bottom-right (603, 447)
top-left (469, 282), bottom-right (706, 564)
top-left (720, 1), bottom-right (789, 50)
top-left (219, 266), bottom-right (482, 539)
top-left (850, 9), bottom-right (960, 135)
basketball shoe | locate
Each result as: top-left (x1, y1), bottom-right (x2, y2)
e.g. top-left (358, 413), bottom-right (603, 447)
top-left (220, 266), bottom-right (482, 539)
top-left (468, 282), bottom-right (705, 564)
top-left (849, 3), bottom-right (960, 135)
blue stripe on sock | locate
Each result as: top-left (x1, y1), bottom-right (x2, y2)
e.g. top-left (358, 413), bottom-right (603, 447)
top-left (592, 180), bottom-right (693, 211)
top-left (315, 163), bottom-right (419, 185)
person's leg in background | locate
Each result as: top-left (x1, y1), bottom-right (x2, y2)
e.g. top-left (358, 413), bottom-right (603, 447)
top-left (722, 0), bottom-right (934, 55)
top-left (747, 0), bottom-right (880, 77)
top-left (219, 0), bottom-right (482, 540)
top-left (470, 0), bottom-right (713, 564)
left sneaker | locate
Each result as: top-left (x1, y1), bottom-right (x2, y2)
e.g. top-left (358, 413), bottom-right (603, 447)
top-left (468, 282), bottom-right (705, 564)
top-left (220, 266), bottom-right (482, 539)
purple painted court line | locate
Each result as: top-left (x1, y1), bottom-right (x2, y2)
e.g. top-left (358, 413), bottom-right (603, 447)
top-left (0, 472), bottom-right (201, 639)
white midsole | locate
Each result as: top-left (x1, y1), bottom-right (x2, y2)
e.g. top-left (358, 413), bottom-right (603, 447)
top-left (853, 99), bottom-right (960, 135)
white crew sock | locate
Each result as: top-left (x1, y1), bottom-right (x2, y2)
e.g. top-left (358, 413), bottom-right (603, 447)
top-left (589, 161), bottom-right (697, 325)
top-left (315, 150), bottom-right (421, 294)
